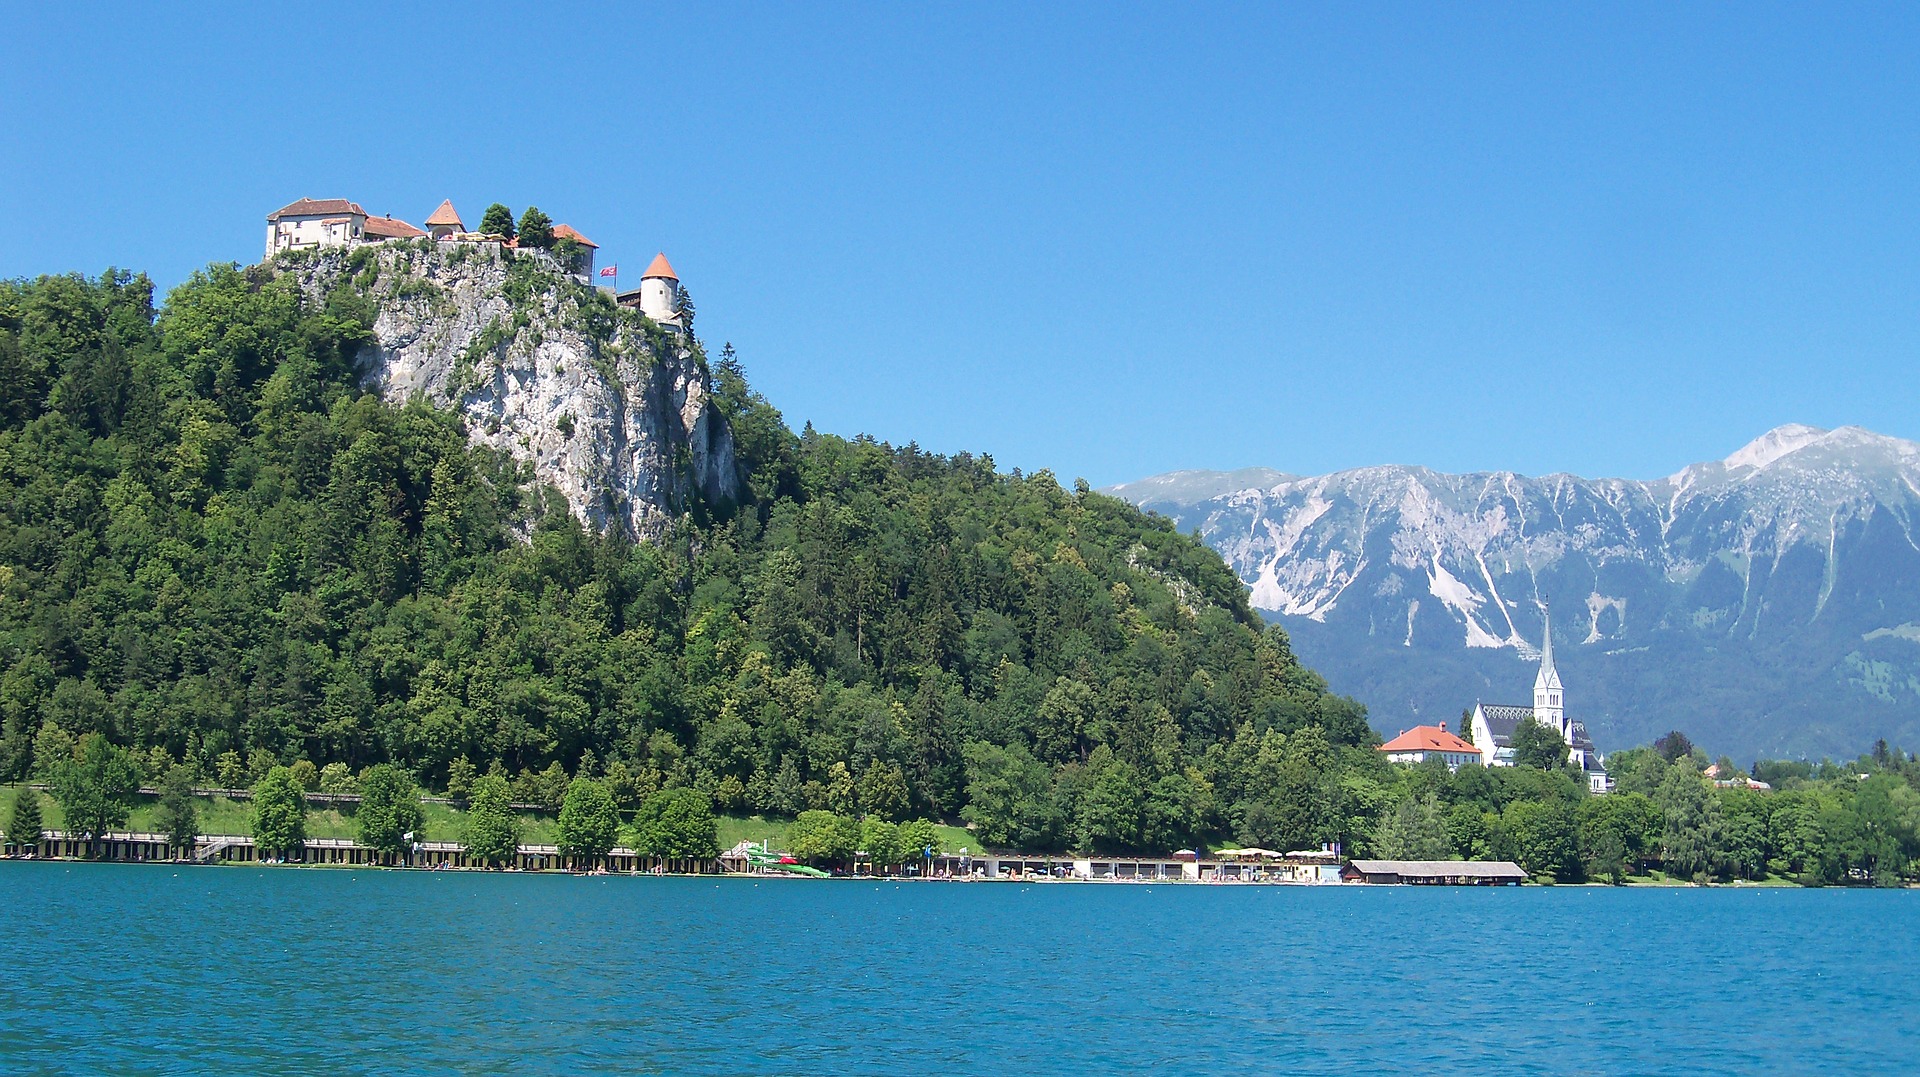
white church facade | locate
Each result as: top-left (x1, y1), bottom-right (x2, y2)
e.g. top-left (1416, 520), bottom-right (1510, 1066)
top-left (1468, 610), bottom-right (1611, 793)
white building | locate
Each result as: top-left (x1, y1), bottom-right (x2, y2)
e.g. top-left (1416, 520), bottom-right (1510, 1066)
top-left (265, 198), bottom-right (371, 258)
top-left (1468, 607), bottom-right (1611, 793)
top-left (1378, 722), bottom-right (1482, 772)
top-left (266, 197), bottom-right (427, 259)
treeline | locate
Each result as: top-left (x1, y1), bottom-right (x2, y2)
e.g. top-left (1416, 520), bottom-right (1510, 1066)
top-left (0, 262), bottom-right (1372, 857)
top-left (1369, 729), bottom-right (1920, 886)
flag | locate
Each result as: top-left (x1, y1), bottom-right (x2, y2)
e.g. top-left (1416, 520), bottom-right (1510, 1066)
top-left (599, 265), bottom-right (618, 277)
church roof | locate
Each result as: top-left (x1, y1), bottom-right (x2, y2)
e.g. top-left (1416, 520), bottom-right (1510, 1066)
top-left (642, 252), bottom-right (678, 280)
top-left (1380, 725), bottom-right (1479, 755)
top-left (362, 215), bottom-right (425, 239)
top-left (268, 197), bottom-right (366, 221)
top-left (1474, 704), bottom-right (1535, 745)
top-left (425, 200), bottom-right (464, 227)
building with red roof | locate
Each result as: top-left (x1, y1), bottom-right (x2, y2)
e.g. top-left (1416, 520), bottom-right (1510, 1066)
top-left (1379, 722), bottom-right (1482, 771)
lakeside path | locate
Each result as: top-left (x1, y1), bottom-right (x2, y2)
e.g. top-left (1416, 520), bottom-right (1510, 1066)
top-left (4, 861), bottom-right (1918, 1074)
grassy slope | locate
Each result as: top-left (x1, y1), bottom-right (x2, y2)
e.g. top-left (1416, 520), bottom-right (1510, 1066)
top-left (714, 814), bottom-right (978, 854)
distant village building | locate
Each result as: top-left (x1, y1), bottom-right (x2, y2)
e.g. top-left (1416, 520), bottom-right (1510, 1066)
top-left (1468, 607), bottom-right (1611, 793)
top-left (1378, 722), bottom-right (1481, 771)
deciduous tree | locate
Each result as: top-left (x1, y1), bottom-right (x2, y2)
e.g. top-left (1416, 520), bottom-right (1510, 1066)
top-left (356, 764), bottom-right (424, 859)
top-left (557, 776), bottom-right (620, 864)
top-left (250, 765), bottom-right (308, 860)
top-left (48, 733), bottom-right (138, 855)
top-left (154, 764), bottom-right (200, 857)
top-left (462, 774), bottom-right (520, 867)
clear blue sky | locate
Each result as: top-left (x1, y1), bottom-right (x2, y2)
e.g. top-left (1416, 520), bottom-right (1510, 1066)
top-left (5, 5), bottom-right (1917, 485)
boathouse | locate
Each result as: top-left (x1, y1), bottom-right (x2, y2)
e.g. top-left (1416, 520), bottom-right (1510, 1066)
top-left (1341, 859), bottom-right (1528, 885)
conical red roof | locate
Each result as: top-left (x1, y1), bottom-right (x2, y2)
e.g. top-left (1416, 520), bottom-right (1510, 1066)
top-left (642, 252), bottom-right (678, 280)
top-left (425, 199), bottom-right (463, 227)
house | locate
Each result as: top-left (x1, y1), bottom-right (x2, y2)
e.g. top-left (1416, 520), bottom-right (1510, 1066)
top-left (549, 224), bottom-right (598, 277)
top-left (617, 252), bottom-right (684, 328)
top-left (1378, 722), bottom-right (1481, 772)
top-left (1467, 606), bottom-right (1611, 793)
top-left (425, 200), bottom-right (464, 239)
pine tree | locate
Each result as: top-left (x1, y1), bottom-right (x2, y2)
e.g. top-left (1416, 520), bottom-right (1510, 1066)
top-left (5, 787), bottom-right (42, 853)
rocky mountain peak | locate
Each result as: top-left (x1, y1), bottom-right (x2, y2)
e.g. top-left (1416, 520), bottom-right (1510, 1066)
top-left (1109, 425), bottom-right (1920, 760)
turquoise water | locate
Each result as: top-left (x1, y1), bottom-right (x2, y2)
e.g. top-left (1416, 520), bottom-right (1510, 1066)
top-left (1, 863), bottom-right (1914, 1074)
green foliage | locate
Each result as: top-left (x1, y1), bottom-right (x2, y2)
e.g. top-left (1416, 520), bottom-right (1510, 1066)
top-left (5, 786), bottom-right (42, 850)
top-left (479, 204), bottom-right (516, 241)
top-left (154, 763), bottom-right (200, 853)
top-left (1510, 718), bottom-right (1571, 770)
top-left (355, 763), bottom-right (423, 856)
top-left (48, 733), bottom-right (138, 849)
top-left (1371, 793), bottom-right (1451, 861)
top-left (556, 776), bottom-right (620, 861)
top-left (0, 259), bottom-right (1373, 860)
top-left (318, 762), bottom-right (356, 795)
top-left (516, 207), bottom-right (553, 249)
top-left (250, 765), bottom-right (307, 857)
top-left (787, 808), bottom-right (859, 866)
top-left (630, 787), bottom-right (719, 859)
top-left (461, 774), bottom-right (520, 865)
top-left (445, 756), bottom-right (476, 801)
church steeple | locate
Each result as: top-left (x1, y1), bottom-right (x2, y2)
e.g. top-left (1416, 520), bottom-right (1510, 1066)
top-left (1533, 602), bottom-right (1565, 736)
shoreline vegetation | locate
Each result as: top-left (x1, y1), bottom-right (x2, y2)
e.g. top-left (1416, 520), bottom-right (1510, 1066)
top-left (1, 254), bottom-right (1917, 891)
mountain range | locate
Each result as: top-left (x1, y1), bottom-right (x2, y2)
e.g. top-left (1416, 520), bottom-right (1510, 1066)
top-left (1109, 425), bottom-right (1920, 762)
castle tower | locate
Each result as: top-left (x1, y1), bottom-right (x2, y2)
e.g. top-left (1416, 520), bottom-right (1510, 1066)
top-left (425, 200), bottom-right (464, 239)
top-left (1533, 603), bottom-right (1565, 737)
top-left (638, 252), bottom-right (681, 326)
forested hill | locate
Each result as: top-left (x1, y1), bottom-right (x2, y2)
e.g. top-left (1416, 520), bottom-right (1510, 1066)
top-left (0, 254), bottom-right (1373, 855)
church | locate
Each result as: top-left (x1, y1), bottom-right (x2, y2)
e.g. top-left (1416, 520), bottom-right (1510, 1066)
top-left (1468, 609), bottom-right (1611, 793)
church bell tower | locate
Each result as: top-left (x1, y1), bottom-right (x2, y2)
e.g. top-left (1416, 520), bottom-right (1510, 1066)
top-left (1533, 603), bottom-right (1565, 738)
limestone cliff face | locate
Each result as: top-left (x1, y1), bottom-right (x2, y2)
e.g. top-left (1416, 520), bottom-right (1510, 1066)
top-left (283, 242), bottom-right (737, 538)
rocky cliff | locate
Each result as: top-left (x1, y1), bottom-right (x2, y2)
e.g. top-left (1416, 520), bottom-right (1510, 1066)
top-left (278, 241), bottom-right (737, 538)
top-left (1111, 426), bottom-right (1920, 761)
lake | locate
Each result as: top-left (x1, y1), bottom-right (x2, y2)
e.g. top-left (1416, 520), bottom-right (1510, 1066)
top-left (1, 863), bottom-right (1913, 1074)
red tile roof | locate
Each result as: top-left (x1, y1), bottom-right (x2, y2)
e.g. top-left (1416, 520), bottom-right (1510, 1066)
top-left (1379, 725), bottom-right (1480, 755)
top-left (363, 216), bottom-right (426, 239)
top-left (424, 199), bottom-right (463, 227)
top-left (268, 198), bottom-right (366, 221)
top-left (551, 223), bottom-right (598, 248)
top-left (642, 252), bottom-right (678, 280)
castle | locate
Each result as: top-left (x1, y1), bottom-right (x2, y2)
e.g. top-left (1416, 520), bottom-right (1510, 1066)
top-left (263, 197), bottom-right (686, 329)
top-left (1468, 608), bottom-right (1611, 793)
